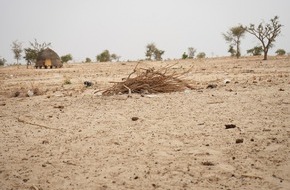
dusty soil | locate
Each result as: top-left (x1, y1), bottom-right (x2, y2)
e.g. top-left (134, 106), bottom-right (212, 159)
top-left (0, 57), bottom-right (289, 190)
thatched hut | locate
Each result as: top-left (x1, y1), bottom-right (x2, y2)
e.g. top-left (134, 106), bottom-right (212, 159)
top-left (35, 48), bottom-right (63, 69)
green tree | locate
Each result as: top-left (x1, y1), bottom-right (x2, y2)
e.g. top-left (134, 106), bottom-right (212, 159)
top-left (61, 54), bottom-right (73, 63)
top-left (246, 16), bottom-right (283, 60)
top-left (275, 49), bottom-right (286, 56)
top-left (223, 25), bottom-right (246, 58)
top-left (11, 40), bottom-right (23, 64)
top-left (145, 43), bottom-right (164, 61)
top-left (145, 43), bottom-right (156, 60)
top-left (196, 52), bottom-right (206, 59)
top-left (188, 47), bottom-right (196, 58)
top-left (96, 50), bottom-right (111, 62)
top-left (182, 52), bottom-right (188, 59)
top-left (0, 57), bottom-right (6, 66)
top-left (247, 46), bottom-right (263, 56)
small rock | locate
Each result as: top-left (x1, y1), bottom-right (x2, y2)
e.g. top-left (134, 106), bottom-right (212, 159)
top-left (225, 124), bottom-right (236, 129)
top-left (27, 90), bottom-right (34, 97)
top-left (53, 105), bottom-right (64, 109)
top-left (201, 161), bottom-right (215, 166)
top-left (23, 178), bottom-right (29, 183)
top-left (42, 140), bottom-right (49, 144)
top-left (224, 79), bottom-right (231, 84)
top-left (84, 81), bottom-right (93, 87)
top-left (143, 94), bottom-right (157, 98)
top-left (206, 84), bottom-right (217, 89)
top-left (236, 139), bottom-right (244, 144)
top-left (131, 117), bottom-right (139, 121)
top-left (279, 88), bottom-right (285, 91)
top-left (14, 91), bottom-right (20, 97)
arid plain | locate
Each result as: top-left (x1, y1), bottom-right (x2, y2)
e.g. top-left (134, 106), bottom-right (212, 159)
top-left (0, 56), bottom-right (289, 190)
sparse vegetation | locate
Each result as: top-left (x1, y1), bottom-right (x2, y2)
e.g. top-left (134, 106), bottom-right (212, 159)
top-left (275, 49), bottom-right (286, 56)
top-left (246, 16), bottom-right (283, 60)
top-left (63, 78), bottom-right (72, 85)
top-left (247, 46), bottom-right (263, 56)
top-left (96, 50), bottom-right (119, 62)
top-left (10, 82), bottom-right (43, 98)
top-left (223, 25), bottom-right (246, 58)
top-left (145, 43), bottom-right (165, 61)
top-left (61, 54), bottom-right (73, 63)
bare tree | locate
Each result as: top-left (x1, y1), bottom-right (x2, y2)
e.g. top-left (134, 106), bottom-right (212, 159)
top-left (29, 39), bottom-right (51, 52)
top-left (188, 47), bottom-right (196, 58)
top-left (11, 40), bottom-right (23, 64)
top-left (111, 53), bottom-right (121, 62)
top-left (223, 25), bottom-right (246, 58)
top-left (246, 16), bottom-right (283, 60)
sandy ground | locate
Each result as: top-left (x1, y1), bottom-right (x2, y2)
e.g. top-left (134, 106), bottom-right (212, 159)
top-left (0, 57), bottom-right (289, 190)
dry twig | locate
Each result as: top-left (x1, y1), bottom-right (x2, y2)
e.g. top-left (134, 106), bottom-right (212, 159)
top-left (17, 117), bottom-right (66, 132)
top-left (102, 64), bottom-right (195, 96)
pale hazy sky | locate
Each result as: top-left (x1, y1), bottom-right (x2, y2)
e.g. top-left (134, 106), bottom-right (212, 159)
top-left (1, 0), bottom-right (289, 63)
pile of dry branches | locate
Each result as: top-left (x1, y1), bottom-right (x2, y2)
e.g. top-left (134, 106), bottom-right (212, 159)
top-left (102, 64), bottom-right (195, 96)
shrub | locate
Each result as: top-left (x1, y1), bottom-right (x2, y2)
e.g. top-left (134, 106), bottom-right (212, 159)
top-left (275, 49), bottom-right (286, 56)
top-left (182, 52), bottom-right (188, 59)
top-left (196, 52), bottom-right (206, 59)
top-left (85, 57), bottom-right (91, 63)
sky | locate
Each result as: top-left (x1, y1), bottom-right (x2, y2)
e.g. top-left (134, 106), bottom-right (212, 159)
top-left (1, 0), bottom-right (289, 63)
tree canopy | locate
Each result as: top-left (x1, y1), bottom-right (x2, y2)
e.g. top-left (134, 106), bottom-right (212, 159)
top-left (61, 54), bottom-right (73, 63)
top-left (222, 25), bottom-right (246, 58)
top-left (246, 16), bottom-right (283, 60)
top-left (145, 43), bottom-right (165, 61)
top-left (196, 52), bottom-right (206, 59)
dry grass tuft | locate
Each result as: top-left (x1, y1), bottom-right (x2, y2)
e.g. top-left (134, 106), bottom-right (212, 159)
top-left (102, 64), bottom-right (195, 96)
top-left (10, 82), bottom-right (44, 98)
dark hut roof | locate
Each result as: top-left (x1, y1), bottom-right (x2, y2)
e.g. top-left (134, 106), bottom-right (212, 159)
top-left (36, 48), bottom-right (60, 61)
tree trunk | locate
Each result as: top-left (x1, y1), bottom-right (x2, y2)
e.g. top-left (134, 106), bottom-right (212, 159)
top-left (236, 39), bottom-right (240, 58)
top-left (263, 47), bottom-right (268, 60)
